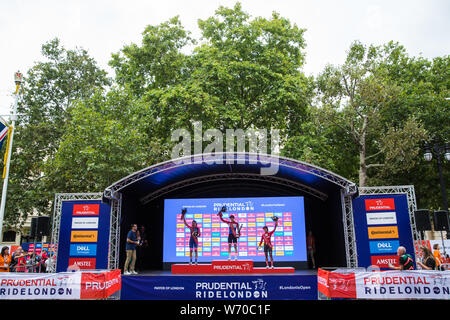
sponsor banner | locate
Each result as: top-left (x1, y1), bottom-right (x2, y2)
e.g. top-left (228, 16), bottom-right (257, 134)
top-left (73, 204), bottom-right (100, 216)
top-left (318, 269), bottom-right (450, 300)
top-left (365, 198), bottom-right (395, 211)
top-left (356, 270), bottom-right (450, 300)
top-left (70, 244), bottom-right (97, 256)
top-left (57, 200), bottom-right (111, 273)
top-left (368, 226), bottom-right (399, 239)
top-left (352, 193), bottom-right (416, 269)
top-left (366, 212), bottom-right (397, 225)
top-left (369, 240), bottom-right (400, 254)
top-left (370, 255), bottom-right (399, 269)
top-left (71, 217), bottom-right (99, 229)
top-left (70, 230), bottom-right (98, 242)
top-left (0, 270), bottom-right (121, 300)
top-left (68, 258), bottom-right (97, 270)
top-left (120, 275), bottom-right (317, 300)
top-left (0, 272), bottom-right (81, 300)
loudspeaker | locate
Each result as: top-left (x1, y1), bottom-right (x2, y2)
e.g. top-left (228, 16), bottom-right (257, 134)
top-left (414, 209), bottom-right (432, 231)
top-left (30, 216), bottom-right (50, 238)
top-left (433, 210), bottom-right (449, 231)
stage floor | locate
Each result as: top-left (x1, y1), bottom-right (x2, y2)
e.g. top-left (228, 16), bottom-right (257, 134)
top-left (125, 269), bottom-right (317, 277)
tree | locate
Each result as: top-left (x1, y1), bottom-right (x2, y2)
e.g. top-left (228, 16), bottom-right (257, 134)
top-left (2, 38), bottom-right (110, 228)
top-left (110, 3), bottom-right (312, 153)
top-left (314, 41), bottom-right (428, 187)
top-left (44, 88), bottom-right (168, 193)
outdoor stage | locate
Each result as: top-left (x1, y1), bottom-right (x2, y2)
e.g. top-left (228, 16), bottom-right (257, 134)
top-left (120, 260), bottom-right (318, 300)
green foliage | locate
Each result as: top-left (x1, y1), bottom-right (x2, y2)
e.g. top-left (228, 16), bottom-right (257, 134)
top-left (2, 4), bottom-right (449, 230)
top-left (2, 38), bottom-right (110, 228)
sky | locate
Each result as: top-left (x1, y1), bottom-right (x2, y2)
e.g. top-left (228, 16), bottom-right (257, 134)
top-left (0, 0), bottom-right (449, 116)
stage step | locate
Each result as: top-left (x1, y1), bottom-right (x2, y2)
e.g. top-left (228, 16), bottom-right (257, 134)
top-left (171, 260), bottom-right (295, 274)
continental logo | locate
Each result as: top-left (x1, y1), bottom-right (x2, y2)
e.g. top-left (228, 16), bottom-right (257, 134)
top-left (368, 226), bottom-right (398, 239)
top-left (70, 231), bottom-right (98, 242)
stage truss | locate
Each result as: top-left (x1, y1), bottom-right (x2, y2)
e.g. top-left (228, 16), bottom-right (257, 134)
top-left (48, 192), bottom-right (121, 272)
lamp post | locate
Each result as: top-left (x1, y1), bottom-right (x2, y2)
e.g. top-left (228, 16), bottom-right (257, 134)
top-left (423, 139), bottom-right (450, 259)
top-left (0, 71), bottom-right (22, 241)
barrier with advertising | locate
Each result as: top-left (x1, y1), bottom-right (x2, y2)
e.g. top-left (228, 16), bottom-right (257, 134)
top-left (352, 194), bottom-right (416, 269)
top-left (120, 274), bottom-right (317, 300)
top-left (0, 269), bottom-right (121, 300)
top-left (56, 200), bottom-right (111, 272)
top-left (318, 268), bottom-right (450, 300)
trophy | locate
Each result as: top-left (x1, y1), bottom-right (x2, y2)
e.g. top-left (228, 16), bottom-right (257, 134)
top-left (217, 206), bottom-right (226, 216)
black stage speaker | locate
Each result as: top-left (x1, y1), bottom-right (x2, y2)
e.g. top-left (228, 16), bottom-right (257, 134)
top-left (414, 209), bottom-right (432, 231)
top-left (433, 210), bottom-right (449, 231)
top-left (30, 216), bottom-right (50, 238)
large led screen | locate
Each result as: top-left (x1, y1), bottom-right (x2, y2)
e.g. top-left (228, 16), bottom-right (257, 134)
top-left (163, 196), bottom-right (307, 263)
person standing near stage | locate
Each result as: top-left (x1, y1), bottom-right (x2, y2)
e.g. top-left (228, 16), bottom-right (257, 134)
top-left (433, 243), bottom-right (444, 271)
top-left (417, 245), bottom-right (436, 270)
top-left (388, 246), bottom-right (414, 270)
top-left (306, 231), bottom-right (316, 269)
top-left (181, 209), bottom-right (201, 265)
top-left (39, 249), bottom-right (48, 273)
top-left (0, 247), bottom-right (11, 272)
top-left (136, 225), bottom-right (148, 271)
top-left (124, 224), bottom-right (139, 275)
top-left (15, 249), bottom-right (28, 272)
top-left (258, 217), bottom-right (278, 268)
top-left (218, 207), bottom-right (240, 261)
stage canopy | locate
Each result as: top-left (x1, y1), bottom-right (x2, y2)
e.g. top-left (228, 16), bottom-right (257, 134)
top-left (103, 153), bottom-right (358, 204)
top-left (102, 152), bottom-right (359, 270)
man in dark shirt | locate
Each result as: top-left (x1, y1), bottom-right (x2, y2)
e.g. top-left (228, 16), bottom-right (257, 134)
top-left (136, 226), bottom-right (148, 272)
top-left (124, 224), bottom-right (139, 275)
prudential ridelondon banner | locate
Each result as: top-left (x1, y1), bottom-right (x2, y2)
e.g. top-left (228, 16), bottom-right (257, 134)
top-left (0, 270), bottom-right (121, 300)
top-left (356, 271), bottom-right (450, 299)
top-left (318, 269), bottom-right (450, 300)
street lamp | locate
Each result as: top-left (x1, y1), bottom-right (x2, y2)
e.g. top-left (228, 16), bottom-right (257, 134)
top-left (423, 139), bottom-right (449, 239)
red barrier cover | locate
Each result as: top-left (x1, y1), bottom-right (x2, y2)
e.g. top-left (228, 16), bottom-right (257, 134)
top-left (317, 268), bottom-right (356, 299)
top-left (80, 269), bottom-right (121, 299)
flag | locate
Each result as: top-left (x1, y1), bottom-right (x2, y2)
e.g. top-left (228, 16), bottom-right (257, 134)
top-left (0, 121), bottom-right (8, 151)
top-left (0, 122), bottom-right (12, 179)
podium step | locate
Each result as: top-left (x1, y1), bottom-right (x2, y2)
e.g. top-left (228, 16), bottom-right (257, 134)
top-left (171, 260), bottom-right (295, 274)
